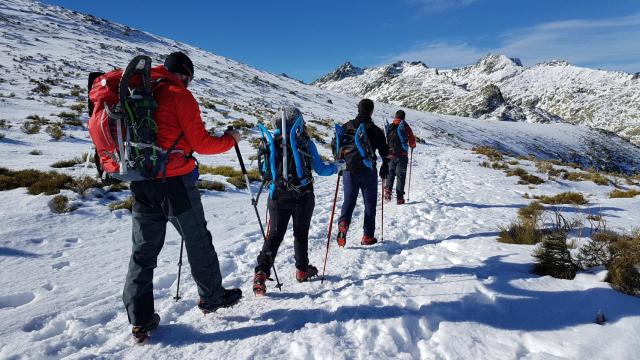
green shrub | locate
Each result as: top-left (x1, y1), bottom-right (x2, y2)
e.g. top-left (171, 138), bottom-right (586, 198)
top-left (31, 82), bottom-right (51, 95)
top-left (107, 182), bottom-right (128, 192)
top-left (533, 192), bottom-right (587, 205)
top-left (109, 196), bottom-right (134, 211)
top-left (517, 201), bottom-right (544, 223)
top-left (51, 154), bottom-right (86, 168)
top-left (472, 146), bottom-right (502, 161)
top-left (606, 234), bottom-right (640, 296)
top-left (27, 172), bottom-right (74, 195)
top-left (498, 220), bottom-right (544, 245)
top-left (533, 232), bottom-right (579, 279)
top-left (491, 162), bottom-right (509, 170)
top-left (199, 165), bottom-right (242, 177)
top-left (62, 118), bottom-right (83, 127)
top-left (226, 175), bottom-right (246, 189)
top-left (609, 189), bottom-right (640, 198)
top-left (231, 118), bottom-right (253, 129)
top-left (57, 111), bottom-right (77, 120)
top-left (576, 239), bottom-right (610, 269)
top-left (69, 103), bottom-right (85, 114)
top-left (21, 120), bottom-right (42, 134)
top-left (480, 161), bottom-right (490, 168)
top-left (247, 168), bottom-right (261, 182)
top-left (198, 180), bottom-right (226, 191)
top-left (506, 167), bottom-right (544, 185)
top-left (45, 124), bottom-right (65, 140)
top-left (49, 194), bottom-right (76, 214)
top-left (70, 176), bottom-right (102, 196)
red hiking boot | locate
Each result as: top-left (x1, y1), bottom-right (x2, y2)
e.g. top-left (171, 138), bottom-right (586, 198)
top-left (383, 188), bottom-right (392, 202)
top-left (336, 220), bottom-right (349, 247)
top-left (397, 197), bottom-right (405, 205)
top-left (296, 265), bottom-right (319, 282)
top-left (253, 271), bottom-right (268, 296)
top-left (361, 235), bottom-right (378, 246)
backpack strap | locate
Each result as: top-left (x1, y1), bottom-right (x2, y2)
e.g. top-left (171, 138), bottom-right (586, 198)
top-left (355, 123), bottom-right (374, 169)
top-left (160, 132), bottom-right (185, 182)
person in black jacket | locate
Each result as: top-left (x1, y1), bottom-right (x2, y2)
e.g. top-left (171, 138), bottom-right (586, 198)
top-left (336, 99), bottom-right (389, 246)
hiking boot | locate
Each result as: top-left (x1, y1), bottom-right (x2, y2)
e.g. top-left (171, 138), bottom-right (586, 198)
top-left (383, 188), bottom-right (392, 202)
top-left (296, 265), bottom-right (319, 282)
top-left (336, 220), bottom-right (349, 247)
top-left (253, 271), bottom-right (268, 296)
top-left (131, 313), bottom-right (160, 344)
top-left (397, 197), bottom-right (405, 205)
top-left (197, 288), bottom-right (242, 314)
top-left (361, 235), bottom-right (378, 246)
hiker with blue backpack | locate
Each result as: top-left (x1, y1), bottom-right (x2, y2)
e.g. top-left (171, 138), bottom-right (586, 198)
top-left (335, 99), bottom-right (389, 247)
top-left (252, 106), bottom-right (345, 296)
top-left (384, 110), bottom-right (417, 205)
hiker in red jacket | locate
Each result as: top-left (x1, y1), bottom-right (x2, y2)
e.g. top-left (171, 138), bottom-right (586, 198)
top-left (119, 52), bottom-right (242, 342)
top-left (384, 110), bottom-right (416, 204)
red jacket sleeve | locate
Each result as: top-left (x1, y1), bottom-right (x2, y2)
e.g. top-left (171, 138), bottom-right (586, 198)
top-left (406, 123), bottom-right (417, 149)
top-left (174, 90), bottom-right (236, 155)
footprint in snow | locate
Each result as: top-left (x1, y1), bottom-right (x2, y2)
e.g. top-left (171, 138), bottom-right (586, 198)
top-left (51, 261), bottom-right (70, 270)
top-left (0, 292), bottom-right (36, 309)
top-left (154, 273), bottom-right (177, 290)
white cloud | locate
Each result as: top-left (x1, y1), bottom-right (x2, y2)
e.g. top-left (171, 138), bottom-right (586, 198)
top-left (386, 13), bottom-right (640, 73)
top-left (408, 0), bottom-right (479, 13)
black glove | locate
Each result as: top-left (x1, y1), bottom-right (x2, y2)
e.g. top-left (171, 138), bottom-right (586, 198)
top-left (379, 159), bottom-right (389, 179)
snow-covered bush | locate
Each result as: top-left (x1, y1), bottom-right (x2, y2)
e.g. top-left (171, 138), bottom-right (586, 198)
top-left (606, 232), bottom-right (640, 297)
top-left (45, 124), bottom-right (65, 140)
top-left (109, 196), bottom-right (134, 211)
top-left (198, 180), bottom-right (225, 191)
top-left (49, 194), bottom-right (77, 213)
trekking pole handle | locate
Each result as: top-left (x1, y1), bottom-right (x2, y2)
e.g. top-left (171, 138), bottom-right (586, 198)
top-left (227, 125), bottom-right (256, 200)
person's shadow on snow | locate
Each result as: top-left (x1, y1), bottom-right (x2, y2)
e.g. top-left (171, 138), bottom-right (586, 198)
top-left (153, 254), bottom-right (640, 346)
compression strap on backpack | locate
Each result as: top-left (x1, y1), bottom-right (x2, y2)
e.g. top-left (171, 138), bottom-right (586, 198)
top-left (355, 123), bottom-right (374, 169)
top-left (258, 123), bottom-right (278, 199)
top-left (289, 116), bottom-right (310, 187)
top-left (160, 132), bottom-right (185, 182)
top-left (397, 120), bottom-right (409, 152)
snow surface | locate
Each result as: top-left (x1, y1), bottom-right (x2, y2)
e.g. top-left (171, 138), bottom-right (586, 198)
top-left (1, 1), bottom-right (640, 359)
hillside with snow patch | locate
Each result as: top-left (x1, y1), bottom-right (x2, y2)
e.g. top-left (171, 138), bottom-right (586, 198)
top-left (1, 1), bottom-right (640, 359)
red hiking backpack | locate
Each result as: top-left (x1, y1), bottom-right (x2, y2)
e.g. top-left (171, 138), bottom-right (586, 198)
top-left (88, 56), bottom-right (183, 181)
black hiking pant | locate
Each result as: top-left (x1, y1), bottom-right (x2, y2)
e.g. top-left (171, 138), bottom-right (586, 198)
top-left (123, 173), bottom-right (224, 326)
top-left (255, 190), bottom-right (315, 275)
top-left (385, 156), bottom-right (409, 199)
top-left (339, 167), bottom-right (378, 237)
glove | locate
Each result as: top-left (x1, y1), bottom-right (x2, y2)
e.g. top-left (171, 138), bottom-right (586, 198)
top-left (335, 160), bottom-right (347, 172)
top-left (379, 159), bottom-right (389, 179)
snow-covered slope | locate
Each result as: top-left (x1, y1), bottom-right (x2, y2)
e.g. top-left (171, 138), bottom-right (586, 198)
top-left (314, 55), bottom-right (640, 144)
top-left (1, 1), bottom-right (640, 359)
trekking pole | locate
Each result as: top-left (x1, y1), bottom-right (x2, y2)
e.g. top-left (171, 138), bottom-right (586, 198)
top-left (228, 126), bottom-right (283, 290)
top-left (321, 171), bottom-right (342, 284)
top-left (407, 148), bottom-right (413, 202)
top-left (381, 178), bottom-right (384, 242)
top-left (173, 237), bottom-right (185, 301)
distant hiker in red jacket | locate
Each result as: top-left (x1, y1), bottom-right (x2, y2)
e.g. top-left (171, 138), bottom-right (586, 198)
top-left (119, 52), bottom-right (242, 342)
top-left (384, 110), bottom-right (416, 204)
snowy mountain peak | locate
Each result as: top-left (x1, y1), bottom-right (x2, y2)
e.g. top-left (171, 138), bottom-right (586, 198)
top-left (312, 61), bottom-right (364, 85)
top-left (474, 54), bottom-right (524, 72)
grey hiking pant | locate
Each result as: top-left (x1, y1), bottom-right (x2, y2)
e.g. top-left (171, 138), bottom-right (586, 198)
top-left (123, 173), bottom-right (224, 326)
top-left (386, 156), bottom-right (409, 198)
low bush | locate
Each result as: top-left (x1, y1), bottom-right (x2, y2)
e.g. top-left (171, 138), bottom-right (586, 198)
top-left (472, 146), bottom-right (503, 161)
top-left (199, 165), bottom-right (241, 177)
top-left (0, 119), bottom-right (10, 129)
top-left (29, 150), bottom-right (42, 155)
top-left (45, 124), bottom-right (65, 140)
top-left (576, 238), bottom-right (610, 269)
top-left (533, 192), bottom-right (587, 205)
top-left (70, 176), bottom-right (102, 196)
top-left (506, 167), bottom-right (544, 185)
top-left (109, 196), bottom-right (134, 211)
top-left (231, 118), bottom-right (254, 129)
top-left (49, 194), bottom-right (76, 214)
top-left (107, 182), bottom-right (128, 192)
top-left (198, 180), bottom-right (226, 191)
top-left (0, 168), bottom-right (73, 195)
top-left (533, 231), bottom-right (579, 280)
top-left (498, 220), bottom-right (544, 245)
top-left (609, 189), bottom-right (640, 198)
top-left (606, 233), bottom-right (640, 296)
top-left (50, 153), bottom-right (87, 168)
top-left (21, 120), bottom-right (42, 134)
top-left (247, 168), bottom-right (261, 182)
top-left (492, 162), bottom-right (509, 170)
top-left (226, 175), bottom-right (248, 189)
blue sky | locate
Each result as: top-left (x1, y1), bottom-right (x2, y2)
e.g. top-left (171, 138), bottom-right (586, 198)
top-left (44, 0), bottom-right (640, 82)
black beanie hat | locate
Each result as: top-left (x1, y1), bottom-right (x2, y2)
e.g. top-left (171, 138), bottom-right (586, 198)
top-left (358, 99), bottom-right (374, 115)
top-left (164, 51), bottom-right (194, 77)
top-left (395, 110), bottom-right (406, 120)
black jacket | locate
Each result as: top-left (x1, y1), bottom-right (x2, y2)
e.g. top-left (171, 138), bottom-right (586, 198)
top-left (352, 114), bottom-right (389, 162)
